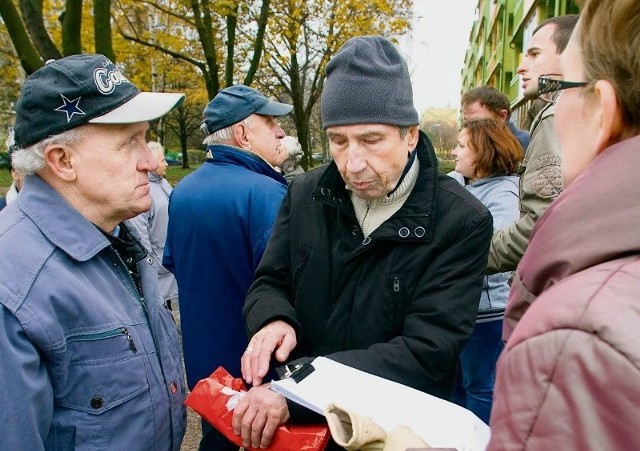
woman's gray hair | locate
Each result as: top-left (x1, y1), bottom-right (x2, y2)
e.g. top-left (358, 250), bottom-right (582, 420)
top-left (147, 141), bottom-right (165, 159)
top-left (203, 115), bottom-right (254, 146)
top-left (11, 127), bottom-right (88, 175)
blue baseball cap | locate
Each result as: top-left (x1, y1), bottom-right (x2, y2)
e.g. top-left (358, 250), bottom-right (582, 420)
top-left (201, 85), bottom-right (293, 134)
top-left (13, 54), bottom-right (185, 148)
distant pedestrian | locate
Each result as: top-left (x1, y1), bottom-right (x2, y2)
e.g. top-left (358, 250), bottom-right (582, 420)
top-left (449, 118), bottom-right (522, 423)
top-left (462, 85), bottom-right (530, 150)
top-left (127, 141), bottom-right (179, 311)
top-left (487, 15), bottom-right (578, 289)
top-left (279, 135), bottom-right (305, 183)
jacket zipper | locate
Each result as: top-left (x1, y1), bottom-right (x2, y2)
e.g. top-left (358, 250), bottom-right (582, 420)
top-left (392, 274), bottom-right (404, 332)
top-left (67, 326), bottom-right (137, 353)
top-left (113, 249), bottom-right (148, 314)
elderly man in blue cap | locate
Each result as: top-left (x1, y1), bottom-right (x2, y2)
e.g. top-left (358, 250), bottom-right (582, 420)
top-left (163, 84), bottom-right (292, 450)
top-left (0, 54), bottom-right (185, 449)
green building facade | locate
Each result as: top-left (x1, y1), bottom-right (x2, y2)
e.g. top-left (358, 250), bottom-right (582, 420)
top-left (461, 0), bottom-right (579, 127)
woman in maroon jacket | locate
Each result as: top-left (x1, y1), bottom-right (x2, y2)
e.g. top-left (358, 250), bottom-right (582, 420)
top-left (489, 1), bottom-right (640, 449)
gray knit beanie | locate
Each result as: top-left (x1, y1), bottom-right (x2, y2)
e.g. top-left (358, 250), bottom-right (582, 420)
top-left (321, 35), bottom-right (419, 129)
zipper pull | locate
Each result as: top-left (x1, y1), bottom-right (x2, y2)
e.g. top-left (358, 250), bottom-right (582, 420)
top-left (393, 275), bottom-right (400, 292)
top-left (122, 327), bottom-right (137, 353)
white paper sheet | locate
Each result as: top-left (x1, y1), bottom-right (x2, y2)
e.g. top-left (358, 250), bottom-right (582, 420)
top-left (271, 357), bottom-right (490, 451)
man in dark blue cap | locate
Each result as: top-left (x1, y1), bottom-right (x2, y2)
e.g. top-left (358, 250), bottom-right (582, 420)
top-left (163, 84), bottom-right (292, 450)
top-left (232, 36), bottom-right (493, 449)
top-left (0, 54), bottom-right (186, 449)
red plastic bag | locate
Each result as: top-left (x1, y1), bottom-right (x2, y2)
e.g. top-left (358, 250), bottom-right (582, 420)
top-left (185, 366), bottom-right (330, 451)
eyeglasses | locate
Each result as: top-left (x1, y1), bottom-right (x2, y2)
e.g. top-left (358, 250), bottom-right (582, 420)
top-left (538, 75), bottom-right (589, 103)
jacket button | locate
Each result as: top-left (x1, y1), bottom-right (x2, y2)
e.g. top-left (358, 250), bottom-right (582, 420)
top-left (146, 257), bottom-right (153, 265)
top-left (90, 397), bottom-right (104, 409)
top-left (414, 226), bottom-right (426, 237)
top-left (320, 187), bottom-right (331, 196)
top-left (398, 227), bottom-right (410, 238)
top-left (362, 236), bottom-right (371, 245)
top-left (169, 382), bottom-right (178, 394)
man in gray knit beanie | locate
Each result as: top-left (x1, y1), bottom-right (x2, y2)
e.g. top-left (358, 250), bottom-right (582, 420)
top-left (321, 35), bottom-right (419, 129)
top-left (232, 35), bottom-right (492, 450)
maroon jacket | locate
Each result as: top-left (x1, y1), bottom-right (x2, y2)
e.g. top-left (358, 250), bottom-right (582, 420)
top-left (489, 135), bottom-right (640, 449)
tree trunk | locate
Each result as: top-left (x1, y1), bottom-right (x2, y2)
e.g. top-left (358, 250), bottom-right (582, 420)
top-left (224, 3), bottom-right (238, 87)
top-left (191, 0), bottom-right (219, 99)
top-left (243, 0), bottom-right (270, 86)
top-left (19, 0), bottom-right (62, 61)
top-left (94, 0), bottom-right (115, 61)
top-left (0, 0), bottom-right (43, 74)
top-left (61, 0), bottom-right (83, 56)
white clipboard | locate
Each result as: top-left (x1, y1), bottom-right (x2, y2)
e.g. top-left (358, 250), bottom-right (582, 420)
top-left (271, 357), bottom-right (490, 451)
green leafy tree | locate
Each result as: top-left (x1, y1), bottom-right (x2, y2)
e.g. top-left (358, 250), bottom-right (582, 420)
top-left (0, 0), bottom-right (115, 74)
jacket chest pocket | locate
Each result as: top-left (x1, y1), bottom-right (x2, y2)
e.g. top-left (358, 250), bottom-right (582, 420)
top-left (48, 326), bottom-right (153, 450)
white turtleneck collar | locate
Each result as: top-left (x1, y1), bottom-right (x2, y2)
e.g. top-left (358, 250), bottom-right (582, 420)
top-left (350, 155), bottom-right (420, 237)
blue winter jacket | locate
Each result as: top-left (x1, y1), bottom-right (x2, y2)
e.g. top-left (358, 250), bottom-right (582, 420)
top-left (448, 172), bottom-right (519, 322)
top-left (0, 175), bottom-right (186, 450)
top-left (163, 145), bottom-right (287, 388)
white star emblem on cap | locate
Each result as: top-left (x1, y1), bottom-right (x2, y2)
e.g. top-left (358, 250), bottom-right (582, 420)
top-left (55, 94), bottom-right (86, 122)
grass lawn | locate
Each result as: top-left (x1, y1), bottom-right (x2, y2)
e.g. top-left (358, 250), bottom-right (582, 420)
top-left (165, 165), bottom-right (201, 186)
top-left (439, 160), bottom-right (456, 174)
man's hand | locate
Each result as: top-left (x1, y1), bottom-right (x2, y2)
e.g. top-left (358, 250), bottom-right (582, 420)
top-left (232, 384), bottom-right (290, 448)
top-left (242, 320), bottom-right (296, 386)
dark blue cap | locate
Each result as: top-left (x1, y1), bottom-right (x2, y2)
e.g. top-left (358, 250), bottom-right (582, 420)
top-left (202, 85), bottom-right (293, 134)
top-left (13, 54), bottom-right (185, 148)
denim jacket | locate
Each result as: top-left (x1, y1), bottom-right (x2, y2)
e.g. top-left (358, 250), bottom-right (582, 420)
top-left (0, 175), bottom-right (186, 450)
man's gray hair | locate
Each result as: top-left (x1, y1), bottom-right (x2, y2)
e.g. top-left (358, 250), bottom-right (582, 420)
top-left (11, 127), bottom-right (87, 175)
top-left (203, 115), bottom-right (254, 146)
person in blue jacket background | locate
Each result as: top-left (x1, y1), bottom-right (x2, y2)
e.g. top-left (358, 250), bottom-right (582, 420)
top-left (163, 84), bottom-right (292, 450)
top-left (448, 117), bottom-right (523, 423)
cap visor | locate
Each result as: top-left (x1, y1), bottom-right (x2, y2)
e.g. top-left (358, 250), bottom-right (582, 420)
top-left (256, 100), bottom-right (293, 117)
top-left (89, 92), bottom-right (185, 124)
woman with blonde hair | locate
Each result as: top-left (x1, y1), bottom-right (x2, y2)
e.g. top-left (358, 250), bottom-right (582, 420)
top-left (448, 117), bottom-right (523, 423)
top-left (489, 1), bottom-right (640, 448)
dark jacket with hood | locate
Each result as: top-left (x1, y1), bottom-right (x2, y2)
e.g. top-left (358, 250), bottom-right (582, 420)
top-left (244, 132), bottom-right (493, 400)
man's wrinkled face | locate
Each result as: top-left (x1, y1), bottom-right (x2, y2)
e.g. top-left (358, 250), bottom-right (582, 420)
top-left (244, 114), bottom-right (287, 167)
top-left (327, 123), bottom-right (419, 201)
top-left (68, 122), bottom-right (159, 226)
top-left (517, 24), bottom-right (563, 99)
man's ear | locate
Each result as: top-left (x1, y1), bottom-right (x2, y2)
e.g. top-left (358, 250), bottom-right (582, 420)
top-left (44, 145), bottom-right (76, 181)
top-left (498, 109), bottom-right (509, 120)
top-left (406, 125), bottom-right (420, 150)
top-left (232, 122), bottom-right (251, 149)
top-left (591, 80), bottom-right (626, 155)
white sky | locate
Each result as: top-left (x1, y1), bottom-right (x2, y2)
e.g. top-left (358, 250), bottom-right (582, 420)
top-left (400, 0), bottom-right (479, 114)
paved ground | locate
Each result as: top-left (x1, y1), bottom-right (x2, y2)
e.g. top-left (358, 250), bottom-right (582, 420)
top-left (171, 299), bottom-right (204, 451)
